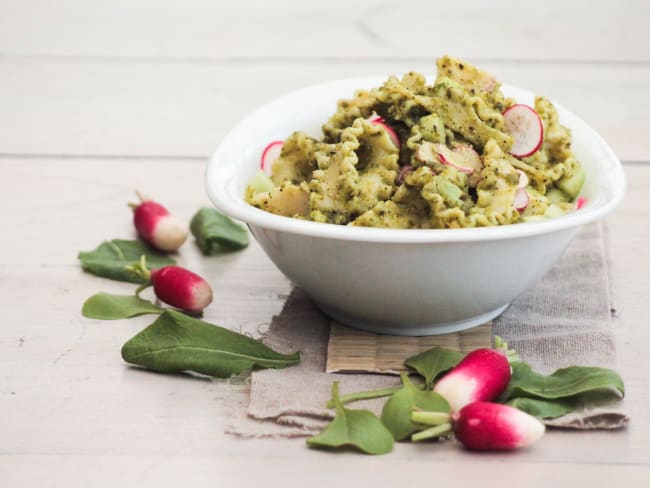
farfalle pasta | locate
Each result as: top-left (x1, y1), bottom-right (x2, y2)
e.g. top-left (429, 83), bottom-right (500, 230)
top-left (246, 56), bottom-right (586, 229)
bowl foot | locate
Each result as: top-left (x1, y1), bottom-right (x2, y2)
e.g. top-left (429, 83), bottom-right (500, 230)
top-left (315, 302), bottom-right (510, 337)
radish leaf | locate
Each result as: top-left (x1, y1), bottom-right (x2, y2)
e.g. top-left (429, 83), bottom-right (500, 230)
top-left (82, 292), bottom-right (163, 319)
top-left (190, 207), bottom-right (249, 255)
top-left (307, 382), bottom-right (394, 455)
top-left (405, 347), bottom-right (464, 388)
top-left (121, 310), bottom-right (300, 377)
top-left (78, 239), bottom-right (175, 283)
top-left (381, 373), bottom-right (450, 441)
top-left (505, 397), bottom-right (575, 419)
top-left (501, 361), bottom-right (625, 401)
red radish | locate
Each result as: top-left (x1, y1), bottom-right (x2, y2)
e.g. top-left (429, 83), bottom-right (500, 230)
top-left (425, 143), bottom-right (482, 174)
top-left (513, 189), bottom-right (530, 213)
top-left (128, 256), bottom-right (213, 312)
top-left (150, 266), bottom-right (213, 312)
top-left (433, 348), bottom-right (511, 412)
top-left (130, 192), bottom-right (188, 252)
top-left (452, 402), bottom-right (545, 451)
top-left (503, 104), bottom-right (544, 158)
top-left (516, 169), bottom-right (529, 189)
top-left (368, 116), bottom-right (400, 148)
top-left (451, 144), bottom-right (482, 172)
top-left (411, 402), bottom-right (545, 450)
top-left (260, 141), bottom-right (284, 176)
top-left (575, 196), bottom-right (587, 210)
top-left (396, 165), bottom-right (414, 185)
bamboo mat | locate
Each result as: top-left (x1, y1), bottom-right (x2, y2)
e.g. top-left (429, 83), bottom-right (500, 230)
top-left (326, 321), bottom-right (492, 374)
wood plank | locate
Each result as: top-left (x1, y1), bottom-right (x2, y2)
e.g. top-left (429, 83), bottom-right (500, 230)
top-left (1, 159), bottom-right (649, 472)
top-left (0, 0), bottom-right (648, 62)
top-left (1, 59), bottom-right (649, 161)
top-left (1, 455), bottom-right (649, 487)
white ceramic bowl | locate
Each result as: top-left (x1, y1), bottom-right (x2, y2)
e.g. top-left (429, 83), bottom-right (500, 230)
top-left (206, 78), bottom-right (625, 336)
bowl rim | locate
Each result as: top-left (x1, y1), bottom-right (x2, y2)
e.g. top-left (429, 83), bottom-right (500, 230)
top-left (206, 77), bottom-right (626, 244)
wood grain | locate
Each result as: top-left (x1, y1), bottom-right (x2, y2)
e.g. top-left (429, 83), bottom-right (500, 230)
top-left (1, 59), bottom-right (649, 161)
top-left (1, 0), bottom-right (648, 62)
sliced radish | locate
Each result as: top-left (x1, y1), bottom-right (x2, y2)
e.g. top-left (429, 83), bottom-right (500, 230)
top-left (575, 196), bottom-right (587, 210)
top-left (436, 143), bottom-right (482, 174)
top-left (513, 189), bottom-right (529, 213)
top-left (452, 144), bottom-right (482, 173)
top-left (481, 76), bottom-right (497, 93)
top-left (395, 165), bottom-right (414, 185)
top-left (368, 116), bottom-right (400, 149)
top-left (503, 104), bottom-right (544, 158)
top-left (260, 141), bottom-right (284, 176)
top-left (516, 170), bottom-right (529, 189)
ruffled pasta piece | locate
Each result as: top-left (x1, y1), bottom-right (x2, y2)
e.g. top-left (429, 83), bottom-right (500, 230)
top-left (246, 182), bottom-right (310, 218)
top-left (322, 89), bottom-right (381, 143)
top-left (534, 96), bottom-right (574, 163)
top-left (271, 131), bottom-right (320, 185)
top-left (309, 118), bottom-right (399, 224)
top-left (473, 140), bottom-right (521, 225)
top-left (436, 56), bottom-right (514, 112)
top-left (351, 200), bottom-right (427, 229)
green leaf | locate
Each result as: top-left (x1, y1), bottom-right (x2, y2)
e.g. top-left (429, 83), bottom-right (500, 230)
top-left (380, 373), bottom-right (450, 441)
top-left (505, 397), bottom-right (576, 419)
top-left (190, 207), bottom-right (249, 255)
top-left (404, 347), bottom-right (464, 388)
top-left (121, 310), bottom-right (300, 377)
top-left (78, 239), bottom-right (175, 283)
top-left (501, 361), bottom-right (625, 401)
top-left (307, 382), bottom-right (394, 455)
top-left (82, 292), bottom-right (163, 319)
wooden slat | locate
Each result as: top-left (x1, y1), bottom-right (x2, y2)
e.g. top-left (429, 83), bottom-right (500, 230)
top-left (326, 322), bottom-right (492, 374)
top-left (1, 59), bottom-right (650, 161)
top-left (0, 0), bottom-right (648, 62)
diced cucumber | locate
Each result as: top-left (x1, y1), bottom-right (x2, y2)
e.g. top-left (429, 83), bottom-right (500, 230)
top-left (436, 176), bottom-right (463, 207)
top-left (249, 170), bottom-right (275, 194)
top-left (546, 187), bottom-right (570, 204)
top-left (419, 114), bottom-right (446, 144)
top-left (557, 165), bottom-right (586, 199)
top-left (544, 204), bottom-right (565, 219)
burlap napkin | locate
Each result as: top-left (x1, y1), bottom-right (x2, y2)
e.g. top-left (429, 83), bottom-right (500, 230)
top-left (224, 223), bottom-right (628, 437)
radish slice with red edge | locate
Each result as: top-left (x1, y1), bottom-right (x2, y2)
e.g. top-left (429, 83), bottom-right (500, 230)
top-left (260, 141), bottom-right (284, 176)
top-left (513, 189), bottom-right (529, 213)
top-left (575, 196), bottom-right (587, 210)
top-left (503, 104), bottom-right (544, 158)
top-left (516, 170), bottom-right (529, 189)
top-left (436, 143), bottom-right (482, 174)
top-left (396, 165), bottom-right (413, 185)
top-left (368, 116), bottom-right (400, 149)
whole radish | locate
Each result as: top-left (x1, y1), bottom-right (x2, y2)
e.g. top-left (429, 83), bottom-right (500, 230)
top-left (452, 402), bottom-right (545, 450)
top-left (411, 402), bottom-right (545, 451)
top-left (433, 347), bottom-right (511, 412)
top-left (130, 192), bottom-right (188, 252)
top-left (127, 256), bottom-right (213, 312)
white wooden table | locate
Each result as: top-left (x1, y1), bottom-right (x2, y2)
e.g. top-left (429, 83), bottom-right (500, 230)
top-left (1, 1), bottom-right (649, 485)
